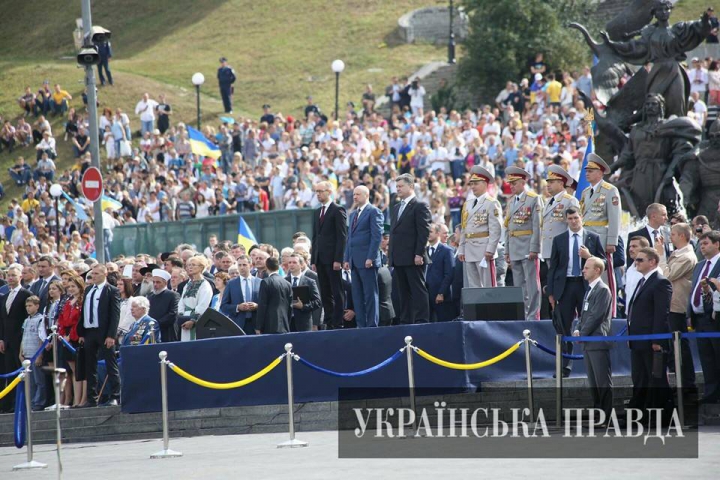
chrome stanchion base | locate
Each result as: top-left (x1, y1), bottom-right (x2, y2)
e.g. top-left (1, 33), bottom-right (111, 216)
top-left (150, 449), bottom-right (183, 459)
top-left (276, 438), bottom-right (309, 448)
top-left (12, 460), bottom-right (48, 470)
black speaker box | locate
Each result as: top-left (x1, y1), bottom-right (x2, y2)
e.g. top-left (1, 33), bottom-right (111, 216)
top-left (196, 309), bottom-right (246, 339)
top-left (461, 287), bottom-right (525, 321)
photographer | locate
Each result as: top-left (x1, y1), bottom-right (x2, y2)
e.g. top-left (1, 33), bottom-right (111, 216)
top-left (408, 78), bottom-right (426, 116)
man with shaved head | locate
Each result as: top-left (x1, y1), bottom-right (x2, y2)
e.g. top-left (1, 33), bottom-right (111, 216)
top-left (343, 185), bottom-right (383, 327)
top-left (311, 180), bottom-right (347, 329)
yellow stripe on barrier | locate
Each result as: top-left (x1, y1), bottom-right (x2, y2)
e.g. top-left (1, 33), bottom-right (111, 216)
top-left (414, 342), bottom-right (521, 370)
top-left (168, 355), bottom-right (284, 390)
top-left (0, 374), bottom-right (23, 400)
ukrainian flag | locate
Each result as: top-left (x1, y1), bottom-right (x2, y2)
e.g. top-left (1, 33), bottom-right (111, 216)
top-left (575, 114), bottom-right (596, 200)
top-left (187, 126), bottom-right (221, 160)
top-left (61, 191), bottom-right (89, 221)
top-left (101, 195), bottom-right (123, 211)
top-left (237, 216), bottom-right (257, 251)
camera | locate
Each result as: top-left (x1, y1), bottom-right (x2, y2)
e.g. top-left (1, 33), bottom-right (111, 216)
top-left (77, 46), bottom-right (100, 66)
top-left (86, 26), bottom-right (111, 44)
top-left (411, 80), bottom-right (419, 89)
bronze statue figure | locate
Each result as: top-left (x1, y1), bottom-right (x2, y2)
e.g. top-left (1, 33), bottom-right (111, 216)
top-left (681, 121), bottom-right (720, 226)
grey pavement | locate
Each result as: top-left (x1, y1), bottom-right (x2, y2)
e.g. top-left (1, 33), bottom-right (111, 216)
top-left (1, 428), bottom-right (720, 479)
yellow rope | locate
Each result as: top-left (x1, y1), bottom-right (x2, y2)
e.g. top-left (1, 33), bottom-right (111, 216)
top-left (0, 374), bottom-right (23, 400)
top-left (414, 341), bottom-right (521, 370)
top-left (168, 355), bottom-right (284, 390)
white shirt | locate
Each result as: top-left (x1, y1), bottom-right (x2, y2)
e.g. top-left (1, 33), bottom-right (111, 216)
top-left (624, 264), bottom-right (643, 305)
top-left (5, 286), bottom-right (21, 311)
top-left (566, 228), bottom-right (585, 277)
top-left (427, 240), bottom-right (440, 257)
top-left (646, 225), bottom-right (660, 247)
top-left (135, 99), bottom-right (159, 122)
top-left (586, 277), bottom-right (602, 297)
top-left (84, 282), bottom-right (106, 329)
top-left (693, 252), bottom-right (720, 313)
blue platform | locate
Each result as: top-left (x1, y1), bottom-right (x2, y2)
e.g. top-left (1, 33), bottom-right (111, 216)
top-left (120, 320), bottom-right (643, 414)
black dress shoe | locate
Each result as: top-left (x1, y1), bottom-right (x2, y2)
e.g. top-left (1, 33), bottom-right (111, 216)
top-left (99, 399), bottom-right (119, 407)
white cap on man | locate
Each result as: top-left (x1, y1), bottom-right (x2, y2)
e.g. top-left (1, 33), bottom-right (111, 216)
top-left (152, 269), bottom-right (171, 282)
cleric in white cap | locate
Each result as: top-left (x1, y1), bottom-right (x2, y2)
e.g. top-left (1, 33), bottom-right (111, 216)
top-left (147, 268), bottom-right (180, 343)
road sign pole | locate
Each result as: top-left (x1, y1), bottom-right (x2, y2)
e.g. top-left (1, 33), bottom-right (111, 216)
top-left (81, 0), bottom-right (105, 263)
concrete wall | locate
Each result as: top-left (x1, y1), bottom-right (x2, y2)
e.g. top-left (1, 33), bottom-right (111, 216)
top-left (398, 6), bottom-right (468, 44)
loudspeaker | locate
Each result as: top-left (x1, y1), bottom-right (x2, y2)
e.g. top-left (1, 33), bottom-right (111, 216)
top-left (462, 287), bottom-right (524, 321)
top-left (196, 309), bottom-right (246, 339)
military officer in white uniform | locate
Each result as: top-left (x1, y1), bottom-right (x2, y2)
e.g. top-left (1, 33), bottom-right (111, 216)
top-left (458, 166), bottom-right (502, 288)
top-left (504, 166), bottom-right (543, 320)
top-left (540, 165), bottom-right (580, 316)
top-left (579, 153), bottom-right (622, 312)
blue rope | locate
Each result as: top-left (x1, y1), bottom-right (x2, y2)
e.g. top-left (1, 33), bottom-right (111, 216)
top-left (682, 332), bottom-right (720, 339)
top-left (60, 336), bottom-right (77, 354)
top-left (0, 338), bottom-right (50, 379)
top-left (14, 379), bottom-right (26, 449)
top-left (296, 349), bottom-right (404, 377)
top-left (534, 341), bottom-right (585, 360)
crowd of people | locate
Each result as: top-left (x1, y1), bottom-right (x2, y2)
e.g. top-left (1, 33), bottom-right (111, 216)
top-left (1, 45), bottom-right (720, 414)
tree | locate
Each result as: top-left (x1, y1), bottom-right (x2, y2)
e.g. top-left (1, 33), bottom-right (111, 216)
top-left (458, 0), bottom-right (598, 102)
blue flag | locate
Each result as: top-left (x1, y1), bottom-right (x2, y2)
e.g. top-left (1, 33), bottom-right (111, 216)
top-left (61, 192), bottom-right (89, 221)
top-left (237, 216), bottom-right (258, 251)
top-left (575, 134), bottom-right (593, 200)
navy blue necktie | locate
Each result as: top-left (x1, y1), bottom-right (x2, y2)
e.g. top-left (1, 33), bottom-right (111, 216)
top-left (572, 233), bottom-right (581, 277)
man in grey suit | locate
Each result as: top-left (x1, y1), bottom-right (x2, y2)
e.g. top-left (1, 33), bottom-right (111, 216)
top-left (573, 256), bottom-right (613, 420)
top-left (255, 257), bottom-right (293, 334)
top-left (286, 253), bottom-right (321, 332)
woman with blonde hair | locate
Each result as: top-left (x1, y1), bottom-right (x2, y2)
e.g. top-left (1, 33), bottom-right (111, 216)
top-left (178, 255), bottom-right (213, 341)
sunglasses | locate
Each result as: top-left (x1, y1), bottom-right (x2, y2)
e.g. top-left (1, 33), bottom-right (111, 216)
top-left (634, 258), bottom-right (646, 263)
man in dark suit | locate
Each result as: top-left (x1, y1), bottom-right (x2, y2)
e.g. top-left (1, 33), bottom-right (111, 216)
top-left (286, 253), bottom-right (321, 331)
top-left (688, 230), bottom-right (720, 403)
top-left (389, 173), bottom-right (431, 324)
top-left (0, 266), bottom-right (32, 412)
top-left (311, 181), bottom-right (347, 329)
top-left (30, 255), bottom-right (60, 311)
top-left (573, 257), bottom-right (614, 420)
top-left (220, 254), bottom-right (261, 333)
top-left (256, 257), bottom-right (293, 334)
top-left (344, 186), bottom-right (384, 328)
top-left (547, 207), bottom-right (605, 376)
top-left (627, 247), bottom-right (673, 412)
top-left (77, 264), bottom-right (121, 407)
top-left (299, 254), bottom-right (323, 330)
top-left (340, 269), bottom-right (356, 328)
top-left (378, 266), bottom-right (395, 326)
top-left (426, 223), bottom-right (456, 322)
top-left (147, 269), bottom-right (180, 343)
top-left (626, 203), bottom-right (671, 267)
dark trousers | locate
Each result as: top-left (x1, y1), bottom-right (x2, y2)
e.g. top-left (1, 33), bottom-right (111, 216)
top-left (220, 85), bottom-right (232, 113)
top-left (97, 58), bottom-right (113, 85)
top-left (669, 312), bottom-right (696, 388)
top-left (317, 262), bottom-right (344, 328)
top-left (554, 277), bottom-right (584, 372)
top-left (429, 290), bottom-right (456, 322)
top-left (394, 265), bottom-right (429, 324)
top-left (1, 345), bottom-right (21, 411)
top-left (694, 312), bottom-right (720, 398)
top-left (629, 348), bottom-right (672, 412)
top-left (160, 324), bottom-right (177, 343)
top-left (583, 348), bottom-right (613, 419)
top-left (539, 260), bottom-right (551, 320)
top-left (83, 330), bottom-right (120, 404)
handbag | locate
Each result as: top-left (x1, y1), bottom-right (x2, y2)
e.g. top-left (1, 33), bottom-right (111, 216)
top-left (119, 140), bottom-right (132, 157)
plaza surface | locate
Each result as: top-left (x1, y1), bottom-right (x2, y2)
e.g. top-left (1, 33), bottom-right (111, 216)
top-left (1, 428), bottom-right (719, 479)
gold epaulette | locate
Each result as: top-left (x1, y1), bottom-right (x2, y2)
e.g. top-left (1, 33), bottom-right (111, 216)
top-left (601, 181), bottom-right (614, 190)
top-left (562, 193), bottom-right (574, 200)
top-left (526, 191), bottom-right (538, 198)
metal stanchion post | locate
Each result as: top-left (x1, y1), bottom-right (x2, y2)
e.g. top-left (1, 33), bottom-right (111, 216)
top-left (555, 334), bottom-right (563, 428)
top-left (523, 329), bottom-right (535, 424)
top-left (405, 336), bottom-right (417, 430)
top-left (13, 360), bottom-right (47, 470)
top-left (150, 351), bottom-right (182, 459)
top-left (54, 368), bottom-right (66, 479)
top-left (673, 331), bottom-right (685, 428)
top-left (149, 320), bottom-right (156, 344)
top-left (278, 343), bottom-right (308, 448)
top-left (51, 325), bottom-right (59, 370)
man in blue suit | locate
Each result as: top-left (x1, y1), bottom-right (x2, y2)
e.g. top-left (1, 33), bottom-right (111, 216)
top-left (220, 254), bottom-right (262, 333)
top-left (426, 223), bottom-right (456, 322)
top-left (343, 186), bottom-right (383, 328)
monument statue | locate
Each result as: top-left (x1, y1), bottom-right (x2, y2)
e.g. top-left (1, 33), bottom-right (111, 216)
top-left (681, 121), bottom-right (720, 225)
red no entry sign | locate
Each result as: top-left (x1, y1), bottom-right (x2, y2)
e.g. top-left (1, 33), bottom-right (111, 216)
top-left (81, 167), bottom-right (103, 203)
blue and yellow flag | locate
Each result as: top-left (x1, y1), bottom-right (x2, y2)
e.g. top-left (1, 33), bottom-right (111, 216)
top-left (575, 111), bottom-right (595, 200)
top-left (187, 125), bottom-right (221, 160)
top-left (237, 216), bottom-right (258, 251)
top-left (101, 195), bottom-right (123, 211)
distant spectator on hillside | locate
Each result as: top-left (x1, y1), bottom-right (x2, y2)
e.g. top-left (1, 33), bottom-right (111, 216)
top-left (155, 94), bottom-right (172, 134)
top-left (34, 152), bottom-right (56, 181)
top-left (408, 78), bottom-right (426, 115)
top-left (72, 127), bottom-right (90, 158)
top-left (50, 84), bottom-right (72, 116)
top-left (18, 87), bottom-right (35, 116)
top-left (0, 121), bottom-right (16, 154)
top-left (34, 81), bottom-right (52, 117)
top-left (8, 157), bottom-right (31, 185)
top-left (97, 40), bottom-right (113, 86)
top-left (35, 131), bottom-right (56, 160)
top-left (135, 93), bottom-right (159, 136)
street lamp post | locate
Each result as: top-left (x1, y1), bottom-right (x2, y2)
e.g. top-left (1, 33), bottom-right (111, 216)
top-left (192, 72), bottom-right (205, 130)
top-left (49, 184), bottom-right (63, 251)
top-left (331, 59), bottom-right (345, 121)
top-left (448, 0), bottom-right (456, 64)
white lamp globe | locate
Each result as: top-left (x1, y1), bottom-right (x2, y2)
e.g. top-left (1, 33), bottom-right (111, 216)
top-left (331, 59), bottom-right (345, 73)
top-left (191, 72), bottom-right (205, 86)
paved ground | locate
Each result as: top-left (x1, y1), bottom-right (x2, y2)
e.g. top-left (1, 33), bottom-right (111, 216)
top-left (1, 428), bottom-right (719, 479)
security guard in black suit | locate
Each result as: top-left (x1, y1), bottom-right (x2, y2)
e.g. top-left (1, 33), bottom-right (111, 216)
top-left (217, 57), bottom-right (237, 114)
